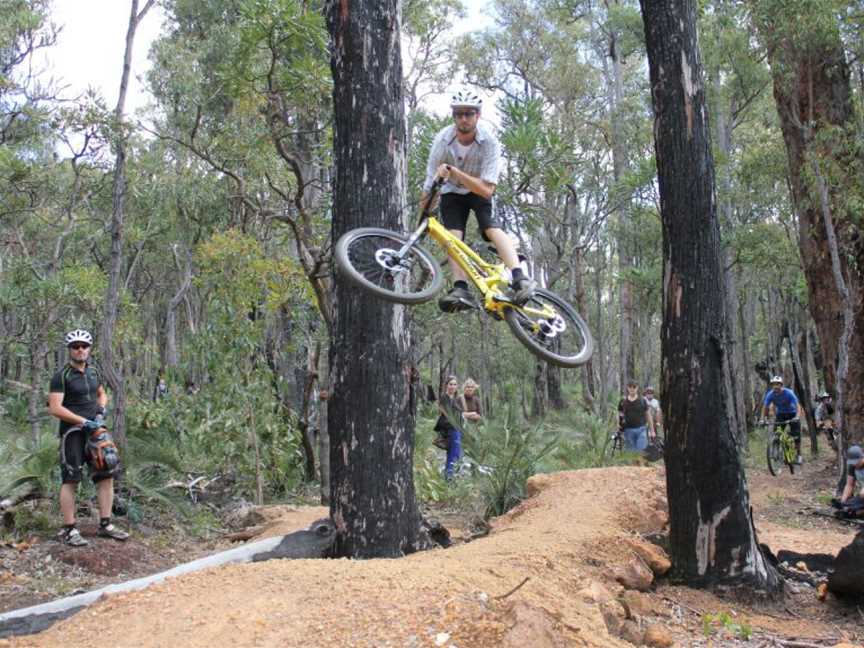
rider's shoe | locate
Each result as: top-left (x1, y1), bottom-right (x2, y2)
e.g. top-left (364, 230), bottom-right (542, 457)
top-left (510, 277), bottom-right (536, 305)
top-left (61, 527), bottom-right (89, 547)
top-left (97, 523), bottom-right (129, 541)
top-left (438, 286), bottom-right (478, 313)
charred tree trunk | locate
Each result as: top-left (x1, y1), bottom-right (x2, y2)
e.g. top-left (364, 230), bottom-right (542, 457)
top-left (325, 0), bottom-right (429, 557)
top-left (640, 0), bottom-right (780, 590)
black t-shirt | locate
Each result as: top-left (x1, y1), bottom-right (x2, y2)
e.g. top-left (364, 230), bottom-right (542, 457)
top-left (619, 397), bottom-right (649, 429)
top-left (49, 364), bottom-right (103, 435)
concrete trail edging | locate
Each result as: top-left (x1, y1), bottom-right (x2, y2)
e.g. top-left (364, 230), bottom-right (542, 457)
top-left (0, 518), bottom-right (335, 639)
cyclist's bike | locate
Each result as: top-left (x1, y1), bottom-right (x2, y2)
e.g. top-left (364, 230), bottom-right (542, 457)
top-left (334, 178), bottom-right (594, 368)
top-left (818, 419), bottom-right (838, 451)
top-left (759, 418), bottom-right (799, 476)
top-left (610, 429), bottom-right (624, 455)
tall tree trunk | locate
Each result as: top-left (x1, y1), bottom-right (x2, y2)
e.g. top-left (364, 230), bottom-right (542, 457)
top-left (531, 361), bottom-right (547, 418)
top-left (640, 0), bottom-right (780, 590)
top-left (165, 244), bottom-right (193, 368)
top-left (753, 2), bottom-right (864, 449)
top-left (604, 0), bottom-right (636, 387)
top-left (100, 0), bottom-right (156, 450)
top-left (27, 343), bottom-right (44, 444)
top-left (325, 0), bottom-right (429, 558)
top-left (713, 77), bottom-right (748, 444)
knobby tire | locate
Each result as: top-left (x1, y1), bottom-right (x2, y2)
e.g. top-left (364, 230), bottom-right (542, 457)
top-left (334, 227), bottom-right (443, 304)
top-left (504, 288), bottom-right (594, 368)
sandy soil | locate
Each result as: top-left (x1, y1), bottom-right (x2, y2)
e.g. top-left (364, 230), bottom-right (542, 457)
top-left (2, 461), bottom-right (862, 648)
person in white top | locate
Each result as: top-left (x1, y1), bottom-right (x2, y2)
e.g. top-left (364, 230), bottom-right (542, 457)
top-left (643, 386), bottom-right (663, 435)
top-left (422, 88), bottom-right (535, 312)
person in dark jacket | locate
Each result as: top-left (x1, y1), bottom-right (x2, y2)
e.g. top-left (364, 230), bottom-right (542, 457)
top-left (435, 375), bottom-right (464, 479)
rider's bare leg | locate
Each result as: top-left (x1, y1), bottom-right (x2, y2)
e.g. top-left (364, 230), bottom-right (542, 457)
top-left (484, 227), bottom-right (520, 269)
top-left (447, 229), bottom-right (468, 282)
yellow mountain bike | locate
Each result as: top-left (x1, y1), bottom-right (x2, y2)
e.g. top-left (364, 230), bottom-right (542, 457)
top-left (334, 178), bottom-right (594, 368)
top-left (759, 418), bottom-right (799, 476)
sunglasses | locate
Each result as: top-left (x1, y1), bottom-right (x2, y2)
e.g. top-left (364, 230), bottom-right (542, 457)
top-left (69, 344), bottom-right (90, 350)
top-left (452, 110), bottom-right (477, 119)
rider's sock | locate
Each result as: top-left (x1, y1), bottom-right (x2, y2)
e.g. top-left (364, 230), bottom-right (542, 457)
top-left (100, 517), bottom-right (110, 528)
top-left (453, 280), bottom-right (469, 291)
top-left (63, 523), bottom-right (75, 534)
top-left (511, 267), bottom-right (525, 282)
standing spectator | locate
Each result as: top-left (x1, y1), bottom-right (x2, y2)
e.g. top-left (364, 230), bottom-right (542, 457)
top-left (461, 378), bottom-right (483, 425)
top-left (153, 371), bottom-right (168, 401)
top-left (435, 376), bottom-right (464, 479)
top-left (643, 386), bottom-right (663, 436)
top-left (618, 380), bottom-right (656, 452)
top-left (48, 329), bottom-right (128, 546)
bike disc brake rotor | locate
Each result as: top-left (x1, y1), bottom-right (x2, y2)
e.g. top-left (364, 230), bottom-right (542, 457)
top-left (374, 248), bottom-right (410, 274)
top-left (538, 314), bottom-right (566, 338)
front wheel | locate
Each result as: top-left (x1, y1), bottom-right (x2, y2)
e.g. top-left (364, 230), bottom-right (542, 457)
top-left (766, 437), bottom-right (782, 476)
top-left (504, 288), bottom-right (594, 368)
top-left (334, 228), bottom-right (443, 304)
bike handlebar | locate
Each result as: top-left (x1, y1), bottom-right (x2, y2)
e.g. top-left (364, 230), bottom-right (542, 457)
top-left (756, 417), bottom-right (800, 426)
top-left (420, 176), bottom-right (446, 222)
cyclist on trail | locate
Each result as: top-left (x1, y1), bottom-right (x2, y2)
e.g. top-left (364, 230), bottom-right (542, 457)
top-left (815, 391), bottom-right (835, 445)
top-left (760, 375), bottom-right (804, 465)
top-left (421, 88), bottom-right (535, 313)
top-left (48, 329), bottom-right (128, 546)
top-left (618, 380), bottom-right (656, 452)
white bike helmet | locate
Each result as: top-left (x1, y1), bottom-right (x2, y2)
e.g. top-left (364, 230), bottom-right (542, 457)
top-left (450, 89), bottom-right (482, 110)
top-left (818, 391), bottom-right (830, 400)
top-left (769, 375), bottom-right (783, 385)
top-left (65, 329), bottom-right (93, 347)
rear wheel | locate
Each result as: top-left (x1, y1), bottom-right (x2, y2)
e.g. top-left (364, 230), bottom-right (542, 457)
top-left (766, 437), bottom-right (783, 477)
top-left (504, 289), bottom-right (594, 368)
top-left (334, 227), bottom-right (443, 304)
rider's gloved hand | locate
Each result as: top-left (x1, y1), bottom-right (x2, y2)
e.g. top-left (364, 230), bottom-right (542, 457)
top-left (81, 419), bottom-right (101, 432)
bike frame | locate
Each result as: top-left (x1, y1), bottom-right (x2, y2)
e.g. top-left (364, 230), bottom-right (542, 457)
top-left (399, 179), bottom-right (556, 321)
top-left (771, 419), bottom-right (798, 465)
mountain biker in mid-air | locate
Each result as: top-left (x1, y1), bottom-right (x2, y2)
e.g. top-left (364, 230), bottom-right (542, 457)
top-left (421, 88), bottom-right (535, 313)
top-left (761, 375), bottom-right (804, 465)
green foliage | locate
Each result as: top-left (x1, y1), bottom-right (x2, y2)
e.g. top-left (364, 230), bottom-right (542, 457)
top-left (701, 611), bottom-right (753, 641)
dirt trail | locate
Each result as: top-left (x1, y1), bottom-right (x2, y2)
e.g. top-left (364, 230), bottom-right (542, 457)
top-left (4, 465), bottom-right (862, 648)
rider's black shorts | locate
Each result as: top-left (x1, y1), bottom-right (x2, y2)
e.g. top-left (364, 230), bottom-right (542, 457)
top-left (440, 192), bottom-right (501, 241)
top-left (59, 428), bottom-right (111, 484)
